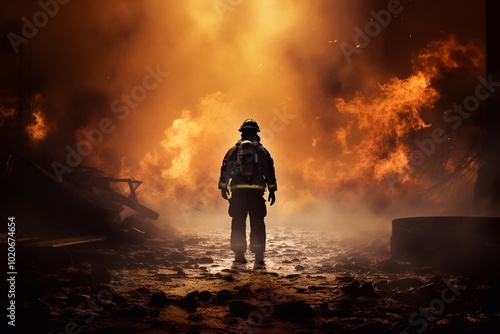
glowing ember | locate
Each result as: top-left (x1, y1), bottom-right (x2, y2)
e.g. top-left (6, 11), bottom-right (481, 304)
top-left (26, 93), bottom-right (48, 143)
top-left (0, 97), bottom-right (18, 126)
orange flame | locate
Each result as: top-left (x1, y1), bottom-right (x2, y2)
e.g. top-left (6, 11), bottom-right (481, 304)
top-left (119, 92), bottom-right (242, 208)
top-left (26, 93), bottom-right (49, 143)
top-left (120, 34), bottom-right (483, 216)
top-left (0, 96), bottom-right (18, 126)
top-left (309, 34), bottom-right (483, 200)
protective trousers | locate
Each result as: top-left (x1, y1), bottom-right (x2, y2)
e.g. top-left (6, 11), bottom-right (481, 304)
top-left (228, 189), bottom-right (267, 254)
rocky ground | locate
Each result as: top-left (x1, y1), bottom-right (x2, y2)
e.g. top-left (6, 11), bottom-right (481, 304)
top-left (8, 227), bottom-right (500, 333)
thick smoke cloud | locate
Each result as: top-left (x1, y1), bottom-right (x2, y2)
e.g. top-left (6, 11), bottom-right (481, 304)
top-left (0, 0), bottom-right (487, 232)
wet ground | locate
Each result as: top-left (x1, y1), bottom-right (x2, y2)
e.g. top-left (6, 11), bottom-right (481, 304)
top-left (10, 226), bottom-right (500, 333)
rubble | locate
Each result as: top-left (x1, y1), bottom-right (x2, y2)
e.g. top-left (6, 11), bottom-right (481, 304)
top-left (4, 227), bottom-right (500, 333)
top-left (148, 291), bottom-right (171, 308)
top-left (0, 148), bottom-right (165, 249)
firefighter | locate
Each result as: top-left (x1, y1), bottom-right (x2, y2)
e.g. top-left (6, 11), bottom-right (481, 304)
top-left (219, 119), bottom-right (277, 264)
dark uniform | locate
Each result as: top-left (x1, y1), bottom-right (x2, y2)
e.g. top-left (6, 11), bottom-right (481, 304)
top-left (219, 119), bottom-right (277, 263)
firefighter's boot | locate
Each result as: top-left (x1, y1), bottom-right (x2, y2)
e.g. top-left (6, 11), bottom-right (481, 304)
top-left (255, 251), bottom-right (264, 265)
top-left (235, 251), bottom-right (246, 263)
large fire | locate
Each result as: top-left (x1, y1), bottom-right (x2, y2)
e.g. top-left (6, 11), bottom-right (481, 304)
top-left (329, 35), bottom-right (483, 197)
top-left (106, 34), bottom-right (482, 225)
top-left (0, 1), bottom-right (487, 224)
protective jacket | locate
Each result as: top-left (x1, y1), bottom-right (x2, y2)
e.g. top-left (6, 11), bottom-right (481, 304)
top-left (219, 139), bottom-right (277, 192)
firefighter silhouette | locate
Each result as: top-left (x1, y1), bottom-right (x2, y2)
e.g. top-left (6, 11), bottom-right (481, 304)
top-left (219, 119), bottom-right (277, 264)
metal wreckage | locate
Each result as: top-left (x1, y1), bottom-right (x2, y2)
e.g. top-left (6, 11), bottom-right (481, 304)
top-left (0, 148), bottom-right (163, 251)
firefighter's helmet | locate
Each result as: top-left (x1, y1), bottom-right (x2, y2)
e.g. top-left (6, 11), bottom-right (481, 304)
top-left (238, 119), bottom-right (260, 132)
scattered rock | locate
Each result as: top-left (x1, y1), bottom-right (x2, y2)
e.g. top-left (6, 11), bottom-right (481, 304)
top-left (341, 281), bottom-right (375, 297)
top-left (92, 265), bottom-right (112, 283)
top-left (285, 274), bottom-right (301, 279)
top-left (181, 293), bottom-right (198, 312)
top-left (387, 277), bottom-right (425, 289)
top-left (215, 272), bottom-right (235, 281)
top-left (196, 257), bottom-right (214, 264)
top-left (373, 280), bottom-right (389, 290)
top-left (222, 275), bottom-right (235, 282)
top-left (359, 282), bottom-right (375, 296)
top-left (295, 265), bottom-right (306, 271)
top-left (118, 303), bottom-right (149, 318)
top-left (229, 300), bottom-right (256, 317)
top-left (148, 291), bottom-right (171, 308)
top-left (216, 290), bottom-right (232, 302)
top-left (235, 284), bottom-right (252, 297)
top-left (431, 318), bottom-right (463, 333)
top-left (436, 318), bottom-right (454, 327)
top-left (275, 300), bottom-right (315, 322)
top-left (187, 291), bottom-right (199, 298)
top-left (198, 291), bottom-right (213, 301)
top-left (415, 283), bottom-right (440, 304)
top-left (342, 280), bottom-right (361, 296)
top-left (166, 251), bottom-right (187, 262)
top-left (336, 275), bottom-right (355, 283)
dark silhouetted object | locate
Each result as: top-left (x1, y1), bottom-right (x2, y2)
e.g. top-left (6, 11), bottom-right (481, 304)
top-left (219, 119), bottom-right (277, 264)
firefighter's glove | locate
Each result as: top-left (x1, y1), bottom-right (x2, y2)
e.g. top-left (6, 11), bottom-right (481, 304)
top-left (221, 187), bottom-right (230, 200)
top-left (268, 190), bottom-right (276, 206)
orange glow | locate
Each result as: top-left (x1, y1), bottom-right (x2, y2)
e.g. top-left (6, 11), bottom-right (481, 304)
top-left (26, 93), bottom-right (48, 143)
top-left (4, 0), bottom-right (479, 221)
top-left (110, 29), bottom-right (483, 221)
top-left (0, 96), bottom-right (18, 126)
top-left (331, 71), bottom-right (438, 190)
top-left (298, 34), bottom-right (483, 201)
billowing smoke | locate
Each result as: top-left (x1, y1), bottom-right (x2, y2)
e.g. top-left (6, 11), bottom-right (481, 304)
top-left (0, 0), bottom-right (487, 233)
